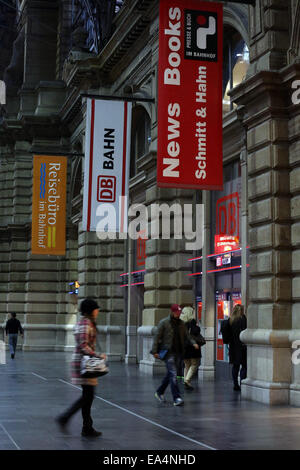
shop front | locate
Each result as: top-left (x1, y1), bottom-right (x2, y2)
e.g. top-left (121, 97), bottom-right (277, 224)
top-left (190, 159), bottom-right (248, 381)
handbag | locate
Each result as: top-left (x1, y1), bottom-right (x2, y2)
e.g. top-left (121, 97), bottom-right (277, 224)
top-left (80, 355), bottom-right (109, 378)
top-left (195, 333), bottom-right (206, 347)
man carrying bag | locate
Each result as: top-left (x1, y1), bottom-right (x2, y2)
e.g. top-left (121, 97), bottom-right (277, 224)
top-left (151, 304), bottom-right (199, 406)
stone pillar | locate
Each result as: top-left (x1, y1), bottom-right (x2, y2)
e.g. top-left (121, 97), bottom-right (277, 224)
top-left (125, 238), bottom-right (138, 364)
top-left (55, 231), bottom-right (78, 351)
top-left (232, 72), bottom-right (292, 404)
top-left (77, 225), bottom-right (125, 361)
top-left (7, 146), bottom-right (31, 350)
top-left (284, 64), bottom-right (300, 406)
top-left (0, 149), bottom-right (14, 326)
top-left (138, 186), bottom-right (194, 374)
top-left (198, 191), bottom-right (216, 381)
top-left (248, 0), bottom-right (289, 74)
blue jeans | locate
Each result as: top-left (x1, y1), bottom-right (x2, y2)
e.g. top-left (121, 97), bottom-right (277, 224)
top-left (157, 355), bottom-right (181, 400)
top-left (8, 334), bottom-right (18, 355)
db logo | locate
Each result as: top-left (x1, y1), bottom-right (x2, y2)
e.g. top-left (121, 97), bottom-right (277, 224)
top-left (196, 15), bottom-right (216, 50)
top-left (97, 175), bottom-right (116, 203)
top-left (136, 230), bottom-right (147, 267)
top-left (216, 192), bottom-right (240, 237)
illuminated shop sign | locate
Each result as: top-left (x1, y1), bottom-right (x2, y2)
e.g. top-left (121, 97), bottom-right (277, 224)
top-left (157, 0), bottom-right (223, 190)
top-left (215, 191), bottom-right (240, 253)
top-left (214, 235), bottom-right (239, 254)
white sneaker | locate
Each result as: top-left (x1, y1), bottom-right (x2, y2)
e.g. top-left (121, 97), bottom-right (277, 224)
top-left (173, 397), bottom-right (184, 406)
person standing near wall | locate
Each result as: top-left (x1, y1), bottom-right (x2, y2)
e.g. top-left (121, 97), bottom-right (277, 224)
top-left (5, 313), bottom-right (23, 359)
top-left (228, 304), bottom-right (247, 391)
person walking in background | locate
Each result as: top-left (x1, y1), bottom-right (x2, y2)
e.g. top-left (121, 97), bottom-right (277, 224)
top-left (5, 313), bottom-right (23, 359)
top-left (151, 304), bottom-right (199, 406)
top-left (228, 304), bottom-right (247, 391)
top-left (180, 306), bottom-right (204, 391)
top-left (56, 298), bottom-right (106, 437)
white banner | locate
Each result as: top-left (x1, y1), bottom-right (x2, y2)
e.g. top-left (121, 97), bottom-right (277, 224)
top-left (83, 99), bottom-right (132, 233)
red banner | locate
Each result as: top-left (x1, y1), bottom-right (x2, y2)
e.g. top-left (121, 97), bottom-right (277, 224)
top-left (157, 0), bottom-right (223, 190)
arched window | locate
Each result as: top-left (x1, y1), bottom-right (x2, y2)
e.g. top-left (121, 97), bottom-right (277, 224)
top-left (223, 26), bottom-right (249, 115)
top-left (130, 106), bottom-right (151, 178)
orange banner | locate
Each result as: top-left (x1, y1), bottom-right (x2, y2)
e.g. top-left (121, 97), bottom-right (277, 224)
top-left (31, 156), bottom-right (67, 255)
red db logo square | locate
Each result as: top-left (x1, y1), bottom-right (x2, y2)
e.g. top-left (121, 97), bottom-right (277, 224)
top-left (216, 192), bottom-right (239, 238)
top-left (97, 175), bottom-right (116, 203)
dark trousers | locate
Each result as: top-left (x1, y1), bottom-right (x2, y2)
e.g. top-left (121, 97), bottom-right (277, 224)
top-left (232, 361), bottom-right (247, 387)
top-left (8, 334), bottom-right (18, 355)
top-left (61, 385), bottom-right (94, 429)
top-left (157, 354), bottom-right (182, 400)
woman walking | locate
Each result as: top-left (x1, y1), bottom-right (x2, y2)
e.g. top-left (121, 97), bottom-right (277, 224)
top-left (56, 298), bottom-right (106, 437)
top-left (228, 304), bottom-right (247, 391)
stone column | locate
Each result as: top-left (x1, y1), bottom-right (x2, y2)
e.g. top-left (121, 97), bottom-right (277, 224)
top-left (198, 191), bottom-right (216, 381)
top-left (284, 64), bottom-right (300, 406)
top-left (0, 149), bottom-right (14, 329)
top-left (239, 135), bottom-right (249, 308)
top-left (232, 72), bottom-right (292, 404)
top-left (55, 230), bottom-right (78, 351)
top-left (139, 186), bottom-right (194, 374)
top-left (8, 146), bottom-right (31, 351)
top-left (248, 0), bottom-right (289, 74)
top-left (125, 237), bottom-right (140, 364)
top-left (77, 225), bottom-right (125, 361)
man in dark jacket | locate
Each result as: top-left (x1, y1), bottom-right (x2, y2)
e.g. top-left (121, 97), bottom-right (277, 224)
top-left (5, 313), bottom-right (23, 359)
top-left (151, 304), bottom-right (199, 406)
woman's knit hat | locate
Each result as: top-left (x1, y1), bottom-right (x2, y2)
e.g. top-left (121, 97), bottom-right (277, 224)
top-left (80, 298), bottom-right (99, 315)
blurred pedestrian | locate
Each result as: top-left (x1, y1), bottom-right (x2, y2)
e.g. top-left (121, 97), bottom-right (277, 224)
top-left (5, 313), bottom-right (23, 359)
top-left (228, 304), bottom-right (247, 391)
top-left (56, 298), bottom-right (106, 437)
top-left (151, 304), bottom-right (199, 406)
top-left (180, 306), bottom-right (203, 391)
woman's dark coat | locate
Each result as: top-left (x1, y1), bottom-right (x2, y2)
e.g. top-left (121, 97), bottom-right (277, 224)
top-left (184, 319), bottom-right (202, 360)
top-left (228, 315), bottom-right (247, 365)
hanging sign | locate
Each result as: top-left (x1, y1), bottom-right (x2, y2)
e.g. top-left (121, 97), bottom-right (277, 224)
top-left (157, 0), bottom-right (223, 190)
top-left (31, 155), bottom-right (67, 255)
top-left (83, 99), bottom-right (132, 233)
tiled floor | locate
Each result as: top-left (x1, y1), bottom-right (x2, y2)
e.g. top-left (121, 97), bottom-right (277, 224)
top-left (0, 351), bottom-right (300, 450)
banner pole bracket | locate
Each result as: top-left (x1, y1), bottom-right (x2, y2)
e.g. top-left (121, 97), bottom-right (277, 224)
top-left (81, 94), bottom-right (155, 104)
